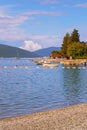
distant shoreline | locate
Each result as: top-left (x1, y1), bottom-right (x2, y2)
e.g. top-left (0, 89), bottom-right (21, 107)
top-left (0, 103), bottom-right (87, 130)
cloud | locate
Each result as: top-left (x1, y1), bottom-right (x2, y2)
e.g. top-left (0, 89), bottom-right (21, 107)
top-left (74, 2), bottom-right (87, 8)
top-left (19, 35), bottom-right (62, 51)
top-left (36, 0), bottom-right (60, 4)
top-left (20, 40), bottom-right (42, 51)
top-left (0, 15), bottom-right (29, 42)
top-left (0, 5), bottom-right (63, 42)
top-left (25, 10), bottom-right (63, 16)
top-left (0, 5), bottom-right (63, 48)
top-left (0, 6), bottom-right (9, 16)
top-left (0, 15), bottom-right (28, 27)
top-left (0, 9), bottom-right (29, 42)
top-left (28, 34), bottom-right (62, 48)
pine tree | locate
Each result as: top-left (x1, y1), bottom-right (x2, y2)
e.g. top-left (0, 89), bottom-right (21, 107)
top-left (61, 33), bottom-right (70, 57)
top-left (70, 29), bottom-right (80, 43)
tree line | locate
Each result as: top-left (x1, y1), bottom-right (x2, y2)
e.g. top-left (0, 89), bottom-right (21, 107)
top-left (51, 29), bottom-right (87, 59)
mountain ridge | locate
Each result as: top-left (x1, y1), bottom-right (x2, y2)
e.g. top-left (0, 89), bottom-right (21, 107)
top-left (0, 44), bottom-right (40, 58)
top-left (34, 47), bottom-right (61, 56)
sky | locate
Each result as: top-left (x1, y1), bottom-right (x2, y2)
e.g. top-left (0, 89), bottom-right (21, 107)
top-left (0, 0), bottom-right (87, 51)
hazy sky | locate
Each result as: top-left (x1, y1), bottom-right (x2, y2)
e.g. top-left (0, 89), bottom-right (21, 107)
top-left (0, 0), bottom-right (87, 51)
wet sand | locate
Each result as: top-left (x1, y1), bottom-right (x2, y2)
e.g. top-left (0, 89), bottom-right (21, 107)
top-left (0, 103), bottom-right (87, 130)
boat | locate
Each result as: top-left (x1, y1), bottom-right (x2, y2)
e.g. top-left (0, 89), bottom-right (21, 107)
top-left (36, 62), bottom-right (43, 65)
top-left (42, 63), bottom-right (58, 68)
top-left (36, 60), bottom-right (51, 65)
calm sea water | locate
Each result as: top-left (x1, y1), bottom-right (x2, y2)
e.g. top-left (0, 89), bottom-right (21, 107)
top-left (0, 58), bottom-right (87, 119)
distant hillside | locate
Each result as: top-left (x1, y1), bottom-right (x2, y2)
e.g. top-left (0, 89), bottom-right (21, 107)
top-left (0, 44), bottom-right (40, 58)
top-left (34, 47), bottom-right (61, 56)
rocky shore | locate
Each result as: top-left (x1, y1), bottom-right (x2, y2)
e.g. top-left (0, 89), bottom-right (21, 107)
top-left (33, 58), bottom-right (87, 66)
top-left (0, 103), bottom-right (87, 130)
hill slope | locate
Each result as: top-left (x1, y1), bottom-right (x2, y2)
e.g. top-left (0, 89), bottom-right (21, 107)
top-left (34, 47), bottom-right (61, 56)
top-left (0, 44), bottom-right (39, 58)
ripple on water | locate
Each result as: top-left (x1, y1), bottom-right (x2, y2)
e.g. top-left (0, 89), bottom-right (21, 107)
top-left (0, 59), bottom-right (87, 119)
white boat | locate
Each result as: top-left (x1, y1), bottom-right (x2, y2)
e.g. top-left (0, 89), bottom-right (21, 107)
top-left (42, 63), bottom-right (58, 68)
top-left (36, 60), bottom-right (50, 65)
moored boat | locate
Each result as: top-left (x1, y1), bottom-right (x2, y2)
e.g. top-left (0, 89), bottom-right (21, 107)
top-left (42, 63), bottom-right (58, 68)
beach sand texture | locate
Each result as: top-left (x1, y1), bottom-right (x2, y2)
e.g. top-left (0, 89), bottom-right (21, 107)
top-left (0, 103), bottom-right (87, 130)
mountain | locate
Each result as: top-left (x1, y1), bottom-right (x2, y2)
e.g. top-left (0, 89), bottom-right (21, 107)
top-left (0, 44), bottom-right (40, 58)
top-left (34, 47), bottom-right (61, 56)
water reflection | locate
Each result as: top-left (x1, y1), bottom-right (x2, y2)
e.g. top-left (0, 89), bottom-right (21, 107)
top-left (63, 68), bottom-right (84, 105)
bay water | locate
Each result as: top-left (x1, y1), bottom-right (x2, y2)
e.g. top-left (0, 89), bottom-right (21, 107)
top-left (0, 58), bottom-right (87, 119)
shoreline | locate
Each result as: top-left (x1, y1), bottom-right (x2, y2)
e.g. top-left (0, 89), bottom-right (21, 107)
top-left (0, 103), bottom-right (87, 130)
top-left (33, 58), bottom-right (87, 66)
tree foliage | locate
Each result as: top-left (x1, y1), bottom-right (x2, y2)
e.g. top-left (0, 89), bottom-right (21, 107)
top-left (61, 33), bottom-right (70, 57)
top-left (69, 29), bottom-right (80, 43)
top-left (61, 28), bottom-right (87, 59)
top-left (67, 42), bottom-right (87, 59)
top-left (51, 28), bottom-right (87, 59)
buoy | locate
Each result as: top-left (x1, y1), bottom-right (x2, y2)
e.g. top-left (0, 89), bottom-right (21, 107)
top-left (14, 66), bottom-right (17, 69)
top-left (82, 67), bottom-right (86, 69)
top-left (78, 67), bottom-right (81, 69)
top-left (4, 66), bottom-right (7, 68)
top-left (72, 66), bottom-right (76, 69)
top-left (25, 66), bottom-right (28, 69)
top-left (67, 66), bottom-right (70, 69)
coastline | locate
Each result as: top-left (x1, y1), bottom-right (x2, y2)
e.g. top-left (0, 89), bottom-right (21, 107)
top-left (33, 58), bottom-right (87, 66)
top-left (0, 103), bottom-right (87, 130)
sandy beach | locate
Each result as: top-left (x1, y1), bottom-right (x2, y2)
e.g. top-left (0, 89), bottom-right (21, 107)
top-left (0, 103), bottom-right (87, 130)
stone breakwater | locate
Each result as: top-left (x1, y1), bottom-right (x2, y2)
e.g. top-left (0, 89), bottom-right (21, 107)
top-left (0, 103), bottom-right (87, 130)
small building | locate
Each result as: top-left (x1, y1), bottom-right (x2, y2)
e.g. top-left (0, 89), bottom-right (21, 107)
top-left (50, 53), bottom-right (63, 59)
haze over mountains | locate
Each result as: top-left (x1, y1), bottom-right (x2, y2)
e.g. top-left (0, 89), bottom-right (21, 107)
top-left (0, 44), bottom-right (60, 58)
